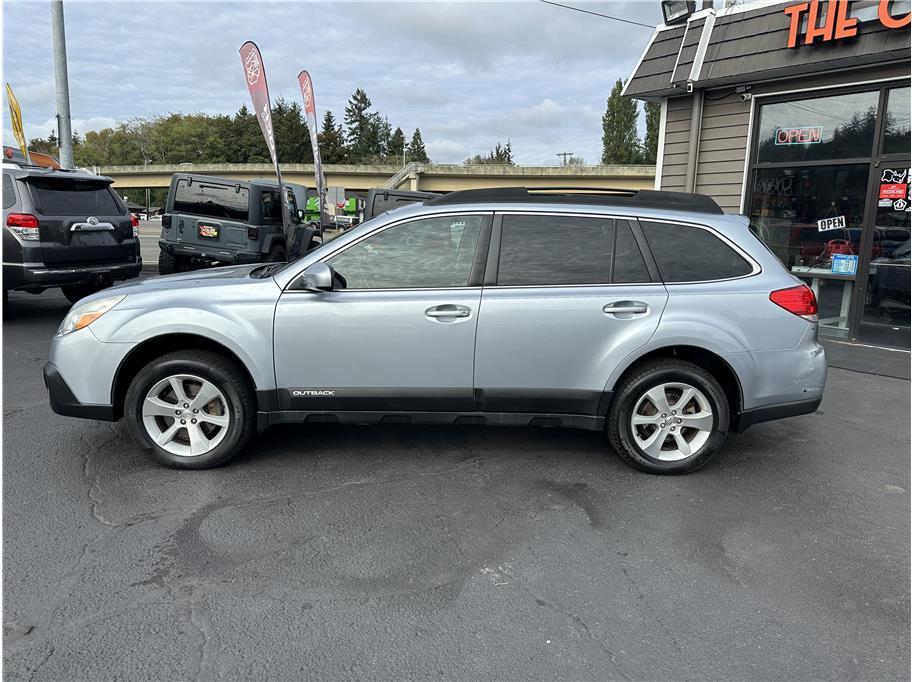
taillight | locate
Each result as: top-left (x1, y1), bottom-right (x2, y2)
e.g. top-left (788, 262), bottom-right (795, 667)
top-left (6, 213), bottom-right (40, 240)
top-left (131, 213), bottom-right (139, 237)
top-left (770, 284), bottom-right (818, 322)
top-left (162, 214), bottom-right (171, 229)
top-left (247, 225), bottom-right (259, 240)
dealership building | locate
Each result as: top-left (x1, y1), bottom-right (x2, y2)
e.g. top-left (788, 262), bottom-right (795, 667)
top-left (625, 0), bottom-right (910, 347)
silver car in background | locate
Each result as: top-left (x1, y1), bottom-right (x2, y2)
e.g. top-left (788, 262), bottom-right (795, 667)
top-left (44, 187), bottom-right (826, 474)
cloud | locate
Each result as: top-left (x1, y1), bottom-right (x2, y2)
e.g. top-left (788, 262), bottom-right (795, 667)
top-left (2, 1), bottom-right (660, 164)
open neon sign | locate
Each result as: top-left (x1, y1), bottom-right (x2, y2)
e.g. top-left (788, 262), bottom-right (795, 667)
top-left (775, 126), bottom-right (823, 145)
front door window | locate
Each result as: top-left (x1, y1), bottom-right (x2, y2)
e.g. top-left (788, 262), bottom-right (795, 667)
top-left (327, 215), bottom-right (483, 289)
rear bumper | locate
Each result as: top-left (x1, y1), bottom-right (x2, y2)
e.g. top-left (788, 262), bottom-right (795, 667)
top-left (44, 362), bottom-right (116, 421)
top-left (4, 259), bottom-right (141, 291)
top-left (159, 241), bottom-right (262, 265)
top-left (733, 395), bottom-right (823, 433)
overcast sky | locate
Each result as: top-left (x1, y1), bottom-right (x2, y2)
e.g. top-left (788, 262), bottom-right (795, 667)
top-left (2, 0), bottom-right (661, 165)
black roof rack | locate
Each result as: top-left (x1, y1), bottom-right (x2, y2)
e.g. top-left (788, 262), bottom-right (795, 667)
top-left (425, 186), bottom-right (723, 215)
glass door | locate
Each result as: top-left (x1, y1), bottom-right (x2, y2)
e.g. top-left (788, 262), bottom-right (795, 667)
top-left (857, 87), bottom-right (911, 348)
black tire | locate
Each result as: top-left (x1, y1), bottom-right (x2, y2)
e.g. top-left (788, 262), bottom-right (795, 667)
top-left (62, 284), bottom-right (107, 305)
top-left (606, 359), bottom-right (730, 475)
top-left (158, 249), bottom-right (178, 275)
top-left (123, 350), bottom-right (256, 469)
top-left (266, 243), bottom-right (287, 263)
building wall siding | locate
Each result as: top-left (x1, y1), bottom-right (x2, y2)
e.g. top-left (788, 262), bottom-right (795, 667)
top-left (661, 96), bottom-right (693, 192)
top-left (660, 63), bottom-right (912, 213)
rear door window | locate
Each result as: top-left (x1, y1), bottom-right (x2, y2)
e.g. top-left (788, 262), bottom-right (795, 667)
top-left (613, 220), bottom-right (650, 283)
top-left (27, 177), bottom-right (122, 216)
top-left (173, 179), bottom-right (249, 221)
top-left (641, 220), bottom-right (754, 282)
top-left (497, 214), bottom-right (615, 286)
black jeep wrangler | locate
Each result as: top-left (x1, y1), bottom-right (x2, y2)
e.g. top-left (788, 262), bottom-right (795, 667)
top-left (158, 173), bottom-right (315, 274)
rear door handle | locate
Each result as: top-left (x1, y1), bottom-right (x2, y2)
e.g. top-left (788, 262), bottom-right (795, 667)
top-left (603, 302), bottom-right (649, 315)
top-left (425, 304), bottom-right (471, 319)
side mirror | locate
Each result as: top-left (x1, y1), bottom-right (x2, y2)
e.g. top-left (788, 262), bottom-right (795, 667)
top-left (296, 261), bottom-right (334, 292)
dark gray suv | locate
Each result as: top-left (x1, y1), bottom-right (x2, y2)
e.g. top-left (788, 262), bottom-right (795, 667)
top-left (2, 162), bottom-right (141, 304)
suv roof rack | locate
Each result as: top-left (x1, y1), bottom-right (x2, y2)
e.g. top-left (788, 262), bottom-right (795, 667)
top-left (425, 186), bottom-right (723, 215)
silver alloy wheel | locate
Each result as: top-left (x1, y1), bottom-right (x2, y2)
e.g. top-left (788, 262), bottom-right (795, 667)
top-left (141, 374), bottom-right (230, 457)
top-left (630, 382), bottom-right (714, 462)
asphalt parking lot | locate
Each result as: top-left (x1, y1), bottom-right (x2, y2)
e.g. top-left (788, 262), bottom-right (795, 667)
top-left (2, 286), bottom-right (910, 680)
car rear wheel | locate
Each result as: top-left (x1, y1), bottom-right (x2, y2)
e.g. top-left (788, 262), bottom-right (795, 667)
top-left (266, 244), bottom-right (287, 263)
top-left (124, 350), bottom-right (256, 469)
top-left (607, 359), bottom-right (729, 474)
top-left (62, 284), bottom-right (107, 305)
top-left (158, 249), bottom-right (180, 275)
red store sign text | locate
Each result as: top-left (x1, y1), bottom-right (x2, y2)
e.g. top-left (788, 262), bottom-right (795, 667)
top-left (785, 0), bottom-right (911, 48)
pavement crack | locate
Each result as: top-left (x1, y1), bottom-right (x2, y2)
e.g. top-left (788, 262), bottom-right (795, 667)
top-left (498, 567), bottom-right (629, 678)
top-left (188, 588), bottom-right (214, 681)
top-left (619, 566), bottom-right (684, 657)
top-left (27, 642), bottom-right (55, 682)
top-left (80, 425), bottom-right (123, 527)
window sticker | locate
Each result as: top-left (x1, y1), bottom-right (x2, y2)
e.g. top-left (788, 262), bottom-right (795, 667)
top-left (831, 254), bottom-right (858, 275)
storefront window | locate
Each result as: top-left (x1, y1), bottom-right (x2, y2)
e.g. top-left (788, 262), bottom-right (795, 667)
top-left (882, 87), bottom-right (911, 156)
top-left (748, 164), bottom-right (869, 268)
top-left (755, 91), bottom-right (879, 163)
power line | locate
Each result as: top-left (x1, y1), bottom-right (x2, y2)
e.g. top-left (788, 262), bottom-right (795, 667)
top-left (538, 0), bottom-right (654, 29)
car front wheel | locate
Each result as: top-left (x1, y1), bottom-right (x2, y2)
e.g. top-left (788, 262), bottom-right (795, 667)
top-left (124, 350), bottom-right (256, 469)
top-left (607, 359), bottom-right (729, 474)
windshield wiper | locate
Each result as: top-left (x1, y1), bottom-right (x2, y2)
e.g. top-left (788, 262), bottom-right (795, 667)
top-left (250, 263), bottom-right (284, 279)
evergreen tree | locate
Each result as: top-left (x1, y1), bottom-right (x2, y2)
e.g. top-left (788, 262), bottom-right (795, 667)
top-left (271, 98), bottom-right (313, 163)
top-left (601, 79), bottom-right (640, 164)
top-left (376, 116), bottom-right (393, 161)
top-left (343, 88), bottom-right (374, 161)
top-left (318, 111), bottom-right (346, 164)
top-left (389, 126), bottom-right (406, 164)
top-left (641, 101), bottom-right (660, 164)
top-left (233, 104), bottom-right (269, 163)
top-left (406, 128), bottom-right (429, 163)
top-left (464, 140), bottom-right (515, 165)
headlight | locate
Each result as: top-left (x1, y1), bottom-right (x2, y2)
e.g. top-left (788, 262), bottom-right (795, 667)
top-left (57, 295), bottom-right (126, 336)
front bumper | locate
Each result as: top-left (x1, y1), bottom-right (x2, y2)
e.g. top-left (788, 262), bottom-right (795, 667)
top-left (4, 259), bottom-right (141, 292)
top-left (44, 362), bottom-right (116, 421)
top-left (159, 241), bottom-right (262, 265)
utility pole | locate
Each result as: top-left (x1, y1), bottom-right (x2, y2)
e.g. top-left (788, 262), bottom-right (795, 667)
top-left (51, 0), bottom-right (74, 169)
top-left (556, 152), bottom-right (573, 166)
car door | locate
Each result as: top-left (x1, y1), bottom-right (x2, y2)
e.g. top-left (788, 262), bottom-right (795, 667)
top-left (273, 212), bottom-right (491, 413)
top-left (473, 213), bottom-right (668, 416)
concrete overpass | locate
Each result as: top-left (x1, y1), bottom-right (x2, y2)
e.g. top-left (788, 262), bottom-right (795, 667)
top-left (96, 162), bottom-right (656, 194)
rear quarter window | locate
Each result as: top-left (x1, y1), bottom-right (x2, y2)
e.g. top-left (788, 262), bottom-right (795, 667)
top-left (26, 177), bottom-right (123, 216)
top-left (3, 173), bottom-right (17, 209)
top-left (173, 179), bottom-right (249, 221)
top-left (641, 220), bottom-right (754, 282)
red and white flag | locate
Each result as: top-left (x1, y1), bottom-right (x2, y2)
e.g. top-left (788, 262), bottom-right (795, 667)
top-left (239, 41), bottom-right (290, 231)
top-left (298, 70), bottom-right (327, 229)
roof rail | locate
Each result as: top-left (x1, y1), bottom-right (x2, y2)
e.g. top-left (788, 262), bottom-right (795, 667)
top-left (425, 186), bottom-right (724, 215)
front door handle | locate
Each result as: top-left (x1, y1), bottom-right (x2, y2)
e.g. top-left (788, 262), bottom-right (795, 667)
top-left (603, 302), bottom-right (649, 315)
top-left (425, 304), bottom-right (471, 319)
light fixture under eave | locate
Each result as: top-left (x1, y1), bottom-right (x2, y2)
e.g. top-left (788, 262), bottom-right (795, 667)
top-left (662, 0), bottom-right (696, 25)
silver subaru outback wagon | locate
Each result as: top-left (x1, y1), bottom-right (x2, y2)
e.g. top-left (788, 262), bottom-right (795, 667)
top-left (44, 187), bottom-right (827, 474)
